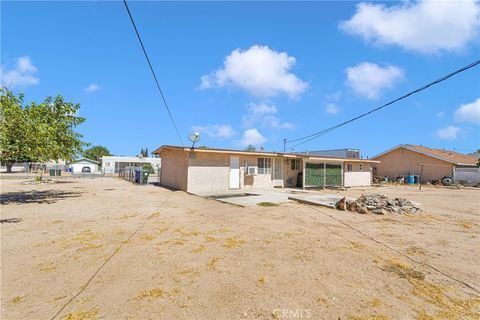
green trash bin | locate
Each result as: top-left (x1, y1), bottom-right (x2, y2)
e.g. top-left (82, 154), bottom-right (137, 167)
top-left (56, 169), bottom-right (61, 176)
top-left (49, 169), bottom-right (55, 176)
top-left (142, 170), bottom-right (150, 185)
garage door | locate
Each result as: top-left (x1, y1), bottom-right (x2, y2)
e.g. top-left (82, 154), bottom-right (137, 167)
top-left (305, 163), bottom-right (324, 187)
top-left (325, 164), bottom-right (342, 186)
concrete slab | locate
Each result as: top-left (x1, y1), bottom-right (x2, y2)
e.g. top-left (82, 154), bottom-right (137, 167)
top-left (197, 188), bottom-right (291, 207)
top-left (288, 194), bottom-right (356, 209)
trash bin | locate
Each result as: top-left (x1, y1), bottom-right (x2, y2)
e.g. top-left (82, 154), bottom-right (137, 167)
top-left (134, 170), bottom-right (141, 184)
top-left (56, 169), bottom-right (61, 176)
top-left (49, 169), bottom-right (55, 176)
top-left (142, 170), bottom-right (150, 185)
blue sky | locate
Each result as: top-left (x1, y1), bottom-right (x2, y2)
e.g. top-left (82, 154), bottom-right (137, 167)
top-left (2, 1), bottom-right (479, 157)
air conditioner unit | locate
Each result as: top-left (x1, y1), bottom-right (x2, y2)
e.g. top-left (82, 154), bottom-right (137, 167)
top-left (245, 166), bottom-right (257, 176)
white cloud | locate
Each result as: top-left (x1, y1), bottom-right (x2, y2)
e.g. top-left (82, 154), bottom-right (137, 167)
top-left (436, 126), bottom-right (460, 140)
top-left (345, 62), bottom-right (404, 99)
top-left (241, 102), bottom-right (294, 129)
top-left (325, 103), bottom-right (340, 115)
top-left (436, 111), bottom-right (446, 118)
top-left (340, 0), bottom-right (480, 53)
top-left (192, 124), bottom-right (235, 138)
top-left (0, 56), bottom-right (39, 88)
top-left (454, 98), bottom-right (480, 124)
top-left (85, 83), bottom-right (100, 93)
top-left (199, 45), bottom-right (308, 98)
top-left (240, 128), bottom-right (266, 147)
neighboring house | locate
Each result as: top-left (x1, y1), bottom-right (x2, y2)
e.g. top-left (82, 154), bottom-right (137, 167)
top-left (372, 144), bottom-right (479, 183)
top-left (70, 158), bottom-right (100, 174)
top-left (302, 148), bottom-right (360, 159)
top-left (101, 156), bottom-right (161, 174)
top-left (1, 159), bottom-right (67, 173)
top-left (153, 145), bottom-right (379, 194)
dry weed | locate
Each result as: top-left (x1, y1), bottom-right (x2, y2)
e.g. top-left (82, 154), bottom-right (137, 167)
top-left (406, 246), bottom-right (427, 256)
top-left (192, 244), bottom-right (207, 253)
top-left (383, 259), bottom-right (424, 280)
top-left (62, 307), bottom-right (98, 320)
top-left (223, 237), bottom-right (246, 249)
top-left (8, 296), bottom-right (24, 304)
top-left (38, 262), bottom-right (56, 273)
top-left (207, 256), bottom-right (220, 270)
top-left (204, 235), bottom-right (216, 242)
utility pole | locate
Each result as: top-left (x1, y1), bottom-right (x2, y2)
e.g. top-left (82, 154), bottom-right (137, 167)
top-left (283, 138), bottom-right (287, 153)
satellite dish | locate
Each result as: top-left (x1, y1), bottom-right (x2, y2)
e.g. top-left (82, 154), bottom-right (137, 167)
top-left (188, 132), bottom-right (200, 148)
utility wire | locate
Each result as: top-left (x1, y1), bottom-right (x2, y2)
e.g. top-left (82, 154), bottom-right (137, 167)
top-left (123, 0), bottom-right (184, 146)
top-left (286, 59), bottom-right (480, 150)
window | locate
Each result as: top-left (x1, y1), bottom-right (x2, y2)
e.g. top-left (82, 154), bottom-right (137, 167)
top-left (359, 164), bottom-right (363, 171)
top-left (257, 158), bottom-right (272, 174)
top-left (291, 159), bottom-right (301, 170)
top-left (347, 164), bottom-right (353, 171)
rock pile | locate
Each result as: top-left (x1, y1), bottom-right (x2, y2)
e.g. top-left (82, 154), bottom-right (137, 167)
top-left (336, 193), bottom-right (421, 215)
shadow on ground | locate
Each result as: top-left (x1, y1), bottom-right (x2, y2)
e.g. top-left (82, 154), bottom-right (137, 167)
top-left (0, 218), bottom-right (23, 223)
top-left (1, 190), bottom-right (82, 205)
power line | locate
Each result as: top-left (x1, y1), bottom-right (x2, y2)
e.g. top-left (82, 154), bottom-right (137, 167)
top-left (286, 59), bottom-right (480, 150)
top-left (123, 0), bottom-right (184, 146)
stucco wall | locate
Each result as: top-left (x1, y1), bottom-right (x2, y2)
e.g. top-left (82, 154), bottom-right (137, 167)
top-left (160, 149), bottom-right (188, 191)
top-left (187, 152), bottom-right (230, 194)
top-left (344, 162), bottom-right (371, 187)
top-left (283, 158), bottom-right (303, 187)
top-left (373, 147), bottom-right (454, 181)
top-left (185, 153), bottom-right (277, 193)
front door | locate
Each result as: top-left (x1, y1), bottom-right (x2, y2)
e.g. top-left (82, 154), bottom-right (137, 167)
top-left (273, 158), bottom-right (283, 187)
top-left (229, 156), bottom-right (240, 189)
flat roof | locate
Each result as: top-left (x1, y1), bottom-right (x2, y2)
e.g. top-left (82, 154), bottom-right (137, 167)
top-left (153, 145), bottom-right (380, 163)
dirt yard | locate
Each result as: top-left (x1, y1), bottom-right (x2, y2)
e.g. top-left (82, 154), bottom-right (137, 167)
top-left (1, 177), bottom-right (479, 320)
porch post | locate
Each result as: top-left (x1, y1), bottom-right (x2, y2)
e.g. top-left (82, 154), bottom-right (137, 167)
top-left (341, 162), bottom-right (344, 187)
top-left (323, 162), bottom-right (326, 189)
top-left (302, 160), bottom-right (306, 190)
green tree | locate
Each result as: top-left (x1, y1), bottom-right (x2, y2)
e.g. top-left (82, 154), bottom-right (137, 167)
top-left (145, 147), bottom-right (149, 157)
top-left (83, 145), bottom-right (112, 163)
top-left (0, 87), bottom-right (86, 172)
top-left (245, 145), bottom-right (256, 152)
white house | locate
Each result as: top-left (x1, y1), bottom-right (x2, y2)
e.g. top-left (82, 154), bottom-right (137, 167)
top-left (70, 158), bottom-right (100, 174)
top-left (101, 156), bottom-right (161, 174)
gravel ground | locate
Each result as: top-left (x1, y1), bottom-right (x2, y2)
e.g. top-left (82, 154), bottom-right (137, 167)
top-left (1, 177), bottom-right (479, 320)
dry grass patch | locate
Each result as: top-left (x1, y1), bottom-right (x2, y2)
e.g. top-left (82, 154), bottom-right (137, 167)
top-left (204, 235), bottom-right (216, 242)
top-left (140, 234), bottom-right (155, 241)
top-left (367, 298), bottom-right (383, 308)
top-left (192, 244), bottom-right (207, 253)
top-left (383, 259), bottom-right (480, 319)
top-left (350, 241), bottom-right (365, 250)
top-left (349, 315), bottom-right (389, 320)
top-left (407, 246), bottom-right (427, 256)
top-left (383, 259), bottom-right (424, 280)
top-left (8, 296), bottom-right (24, 305)
top-left (136, 288), bottom-right (166, 299)
top-left (459, 221), bottom-right (473, 229)
top-left (257, 202), bottom-right (278, 207)
top-left (62, 307), bottom-right (98, 320)
top-left (223, 237), bottom-right (246, 249)
top-left (38, 262), bottom-right (56, 273)
top-left (258, 277), bottom-right (266, 285)
top-left (207, 256), bottom-right (220, 270)
top-left (175, 228), bottom-right (200, 237)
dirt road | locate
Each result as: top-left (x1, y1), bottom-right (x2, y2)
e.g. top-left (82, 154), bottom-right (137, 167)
top-left (1, 177), bottom-right (479, 319)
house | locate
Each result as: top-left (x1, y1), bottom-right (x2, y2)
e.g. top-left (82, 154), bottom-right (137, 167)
top-left (70, 158), bottom-right (100, 174)
top-left (372, 144), bottom-right (479, 183)
top-left (302, 148), bottom-right (360, 159)
top-left (153, 145), bottom-right (379, 194)
top-left (101, 156), bottom-right (161, 174)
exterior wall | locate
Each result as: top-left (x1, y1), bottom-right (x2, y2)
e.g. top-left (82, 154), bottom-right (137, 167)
top-left (160, 149), bottom-right (188, 191)
top-left (71, 162), bottom-right (99, 174)
top-left (344, 162), bottom-right (372, 187)
top-left (186, 153), bottom-right (276, 194)
top-left (102, 156), bottom-right (161, 174)
top-left (373, 147), bottom-right (454, 182)
top-left (283, 158), bottom-right (303, 187)
top-left (187, 152), bottom-right (230, 194)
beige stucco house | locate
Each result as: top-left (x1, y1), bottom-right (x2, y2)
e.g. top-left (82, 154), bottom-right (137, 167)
top-left (153, 145), bottom-right (379, 194)
top-left (372, 144), bottom-right (479, 183)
